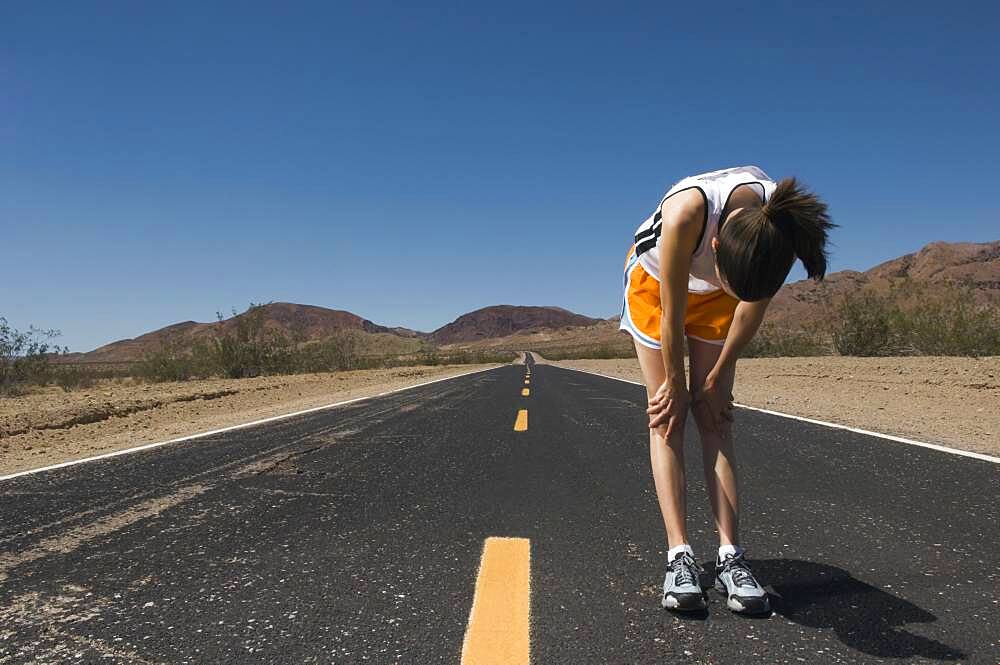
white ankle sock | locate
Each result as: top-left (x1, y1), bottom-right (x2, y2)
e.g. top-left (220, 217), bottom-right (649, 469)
top-left (668, 543), bottom-right (694, 560)
top-left (718, 544), bottom-right (744, 560)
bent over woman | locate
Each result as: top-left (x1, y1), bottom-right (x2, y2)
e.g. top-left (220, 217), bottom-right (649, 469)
top-left (619, 165), bottom-right (834, 615)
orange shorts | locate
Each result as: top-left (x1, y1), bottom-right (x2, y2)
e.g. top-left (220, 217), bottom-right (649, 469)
top-left (619, 244), bottom-right (738, 349)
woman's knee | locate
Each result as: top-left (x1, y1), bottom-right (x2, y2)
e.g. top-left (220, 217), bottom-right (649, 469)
top-left (691, 402), bottom-right (733, 443)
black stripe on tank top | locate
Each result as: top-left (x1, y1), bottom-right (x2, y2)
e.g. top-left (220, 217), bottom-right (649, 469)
top-left (634, 186), bottom-right (709, 258)
top-left (634, 210), bottom-right (662, 243)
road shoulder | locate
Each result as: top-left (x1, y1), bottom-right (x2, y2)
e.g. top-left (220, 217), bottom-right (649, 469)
top-left (0, 364), bottom-right (502, 477)
top-left (548, 356), bottom-right (999, 457)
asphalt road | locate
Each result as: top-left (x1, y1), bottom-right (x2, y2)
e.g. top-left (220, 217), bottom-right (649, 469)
top-left (1, 357), bottom-right (997, 664)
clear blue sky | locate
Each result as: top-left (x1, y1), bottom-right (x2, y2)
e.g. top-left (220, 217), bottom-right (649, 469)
top-left (3, 2), bottom-right (998, 351)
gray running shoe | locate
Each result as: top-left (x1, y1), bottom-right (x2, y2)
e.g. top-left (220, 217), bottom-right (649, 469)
top-left (714, 551), bottom-right (771, 615)
top-left (662, 551), bottom-right (707, 611)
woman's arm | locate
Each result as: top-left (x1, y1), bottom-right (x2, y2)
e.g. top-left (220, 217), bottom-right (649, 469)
top-left (646, 190), bottom-right (704, 436)
top-left (696, 298), bottom-right (771, 429)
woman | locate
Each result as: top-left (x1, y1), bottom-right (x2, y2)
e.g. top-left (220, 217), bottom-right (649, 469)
top-left (619, 165), bottom-right (834, 615)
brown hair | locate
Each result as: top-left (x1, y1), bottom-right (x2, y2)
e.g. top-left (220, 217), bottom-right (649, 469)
top-left (716, 177), bottom-right (835, 301)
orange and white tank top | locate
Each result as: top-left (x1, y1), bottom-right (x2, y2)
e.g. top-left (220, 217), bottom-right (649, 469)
top-left (633, 165), bottom-right (778, 293)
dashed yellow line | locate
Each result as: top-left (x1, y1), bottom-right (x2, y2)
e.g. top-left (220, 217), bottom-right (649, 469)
top-left (524, 379), bottom-right (530, 385)
top-left (461, 537), bottom-right (531, 665)
top-left (513, 409), bottom-right (528, 431)
top-left (521, 388), bottom-right (530, 397)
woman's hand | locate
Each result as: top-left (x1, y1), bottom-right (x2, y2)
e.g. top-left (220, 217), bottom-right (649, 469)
top-left (647, 381), bottom-right (691, 439)
top-left (692, 377), bottom-right (734, 434)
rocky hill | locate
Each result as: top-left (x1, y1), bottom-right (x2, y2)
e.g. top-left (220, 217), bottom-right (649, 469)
top-left (765, 240), bottom-right (1000, 330)
top-left (429, 306), bottom-right (603, 345)
top-left (72, 303), bottom-right (395, 363)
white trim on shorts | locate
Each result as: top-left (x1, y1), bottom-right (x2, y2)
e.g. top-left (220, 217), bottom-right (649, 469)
top-left (620, 252), bottom-right (662, 350)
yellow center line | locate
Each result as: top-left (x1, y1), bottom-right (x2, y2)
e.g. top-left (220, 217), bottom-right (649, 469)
top-left (524, 379), bottom-right (530, 385)
top-left (521, 388), bottom-right (530, 397)
top-left (513, 409), bottom-right (528, 431)
top-left (461, 537), bottom-right (531, 665)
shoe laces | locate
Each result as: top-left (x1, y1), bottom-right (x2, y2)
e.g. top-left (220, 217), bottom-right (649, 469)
top-left (669, 552), bottom-right (703, 587)
top-left (720, 552), bottom-right (758, 588)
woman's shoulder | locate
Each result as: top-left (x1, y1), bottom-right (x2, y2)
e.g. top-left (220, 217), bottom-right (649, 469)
top-left (660, 186), bottom-right (706, 216)
top-left (658, 187), bottom-right (706, 236)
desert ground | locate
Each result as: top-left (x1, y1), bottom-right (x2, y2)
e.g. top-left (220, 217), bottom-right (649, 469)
top-left (0, 364), bottom-right (500, 476)
top-left (546, 355), bottom-right (1000, 457)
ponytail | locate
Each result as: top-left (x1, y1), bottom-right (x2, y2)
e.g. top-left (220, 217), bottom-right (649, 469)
top-left (716, 176), bottom-right (836, 301)
top-left (762, 177), bottom-right (835, 280)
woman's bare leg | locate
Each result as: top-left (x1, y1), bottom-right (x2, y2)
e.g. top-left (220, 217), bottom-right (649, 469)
top-left (687, 338), bottom-right (740, 547)
top-left (633, 339), bottom-right (689, 549)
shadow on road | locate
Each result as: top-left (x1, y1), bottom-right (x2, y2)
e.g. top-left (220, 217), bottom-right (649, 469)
top-left (754, 558), bottom-right (967, 661)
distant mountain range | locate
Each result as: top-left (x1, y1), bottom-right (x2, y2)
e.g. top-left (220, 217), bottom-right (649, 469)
top-left (70, 302), bottom-right (604, 363)
top-left (67, 240), bottom-right (998, 363)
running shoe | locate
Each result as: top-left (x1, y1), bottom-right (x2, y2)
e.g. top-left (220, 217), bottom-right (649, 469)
top-left (713, 550), bottom-right (771, 615)
top-left (661, 550), bottom-right (707, 611)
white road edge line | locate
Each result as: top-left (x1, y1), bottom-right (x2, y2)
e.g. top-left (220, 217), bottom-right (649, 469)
top-left (0, 365), bottom-right (505, 482)
top-left (554, 364), bottom-right (1000, 465)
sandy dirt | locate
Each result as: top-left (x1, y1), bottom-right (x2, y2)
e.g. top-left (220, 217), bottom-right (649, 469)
top-left (544, 356), bottom-right (1000, 457)
top-left (0, 364), bottom-right (500, 476)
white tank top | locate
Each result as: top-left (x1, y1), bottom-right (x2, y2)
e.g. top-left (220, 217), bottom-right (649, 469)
top-left (633, 165), bottom-right (778, 293)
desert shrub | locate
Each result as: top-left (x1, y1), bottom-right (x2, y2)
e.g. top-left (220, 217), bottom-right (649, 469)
top-left (134, 303), bottom-right (296, 381)
top-left (136, 337), bottom-right (200, 382)
top-left (437, 349), bottom-right (517, 365)
top-left (538, 343), bottom-right (635, 361)
top-left (206, 304), bottom-right (294, 378)
top-left (0, 317), bottom-right (63, 395)
top-left (319, 329), bottom-right (362, 371)
top-left (897, 290), bottom-right (1000, 357)
top-left (294, 329), bottom-right (365, 372)
top-left (831, 285), bottom-right (1000, 357)
top-left (744, 324), bottom-right (831, 358)
top-left (407, 346), bottom-right (516, 367)
top-left (832, 292), bottom-right (907, 357)
top-left (52, 365), bottom-right (97, 391)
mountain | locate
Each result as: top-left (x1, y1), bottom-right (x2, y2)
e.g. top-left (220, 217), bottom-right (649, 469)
top-left (429, 305), bottom-right (603, 345)
top-left (74, 303), bottom-right (397, 363)
top-left (69, 303), bottom-right (605, 363)
top-left (765, 240), bottom-right (1000, 330)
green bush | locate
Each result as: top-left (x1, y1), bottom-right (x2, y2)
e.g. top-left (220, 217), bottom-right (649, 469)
top-left (135, 337), bottom-right (199, 382)
top-left (832, 292), bottom-right (906, 357)
top-left (831, 285), bottom-right (1000, 357)
top-left (52, 365), bottom-right (98, 392)
top-left (537, 343), bottom-right (635, 361)
top-left (0, 317), bottom-right (63, 395)
top-left (304, 329), bottom-right (363, 371)
top-left (744, 324), bottom-right (831, 358)
top-left (207, 304), bottom-right (296, 378)
top-left (899, 291), bottom-right (1000, 357)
